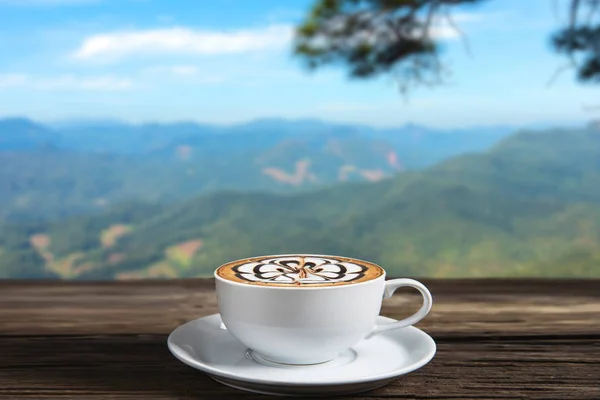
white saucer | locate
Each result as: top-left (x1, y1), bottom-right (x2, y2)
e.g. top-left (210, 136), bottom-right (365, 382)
top-left (167, 314), bottom-right (436, 396)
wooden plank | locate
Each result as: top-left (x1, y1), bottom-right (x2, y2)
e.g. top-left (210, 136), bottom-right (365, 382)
top-left (0, 335), bottom-right (598, 399)
top-left (0, 279), bottom-right (598, 399)
top-left (1, 279), bottom-right (599, 336)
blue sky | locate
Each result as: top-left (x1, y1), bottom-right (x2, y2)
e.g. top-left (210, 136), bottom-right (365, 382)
top-left (0, 0), bottom-right (597, 128)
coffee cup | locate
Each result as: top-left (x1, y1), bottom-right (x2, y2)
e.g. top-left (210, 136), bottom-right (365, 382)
top-left (214, 254), bottom-right (432, 365)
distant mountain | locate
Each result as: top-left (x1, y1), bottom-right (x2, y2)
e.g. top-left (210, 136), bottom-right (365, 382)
top-left (0, 117), bottom-right (515, 220)
top-left (1, 117), bottom-right (513, 160)
top-left (47, 120), bottom-right (220, 154)
top-left (0, 135), bottom-right (401, 220)
top-left (372, 123), bottom-right (515, 168)
top-left (0, 118), bottom-right (61, 150)
top-left (2, 127), bottom-right (598, 280)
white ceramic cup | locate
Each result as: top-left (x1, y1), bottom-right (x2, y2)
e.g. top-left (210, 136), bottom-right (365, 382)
top-left (214, 254), bottom-right (432, 365)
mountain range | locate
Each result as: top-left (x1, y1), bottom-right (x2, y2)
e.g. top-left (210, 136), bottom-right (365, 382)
top-left (0, 117), bottom-right (511, 220)
top-left (1, 125), bottom-right (598, 280)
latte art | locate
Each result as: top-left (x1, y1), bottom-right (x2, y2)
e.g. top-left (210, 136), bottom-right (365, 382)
top-left (217, 255), bottom-right (384, 286)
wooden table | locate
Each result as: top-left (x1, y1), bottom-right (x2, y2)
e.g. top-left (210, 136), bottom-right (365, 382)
top-left (1, 279), bottom-right (599, 399)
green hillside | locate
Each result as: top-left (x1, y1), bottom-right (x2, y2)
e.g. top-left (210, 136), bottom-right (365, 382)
top-left (0, 138), bottom-right (401, 221)
top-left (1, 128), bottom-right (599, 279)
top-left (0, 118), bottom-right (510, 220)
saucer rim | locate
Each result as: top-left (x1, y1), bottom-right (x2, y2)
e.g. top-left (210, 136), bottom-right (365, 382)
top-left (167, 313), bottom-right (437, 387)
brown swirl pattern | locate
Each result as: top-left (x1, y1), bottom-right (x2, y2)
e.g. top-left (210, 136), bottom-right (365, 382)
top-left (217, 255), bottom-right (384, 286)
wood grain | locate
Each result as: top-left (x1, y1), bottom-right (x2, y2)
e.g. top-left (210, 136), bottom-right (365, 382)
top-left (0, 278), bottom-right (599, 399)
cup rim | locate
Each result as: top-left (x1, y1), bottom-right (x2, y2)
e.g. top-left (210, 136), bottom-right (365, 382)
top-left (213, 253), bottom-right (386, 290)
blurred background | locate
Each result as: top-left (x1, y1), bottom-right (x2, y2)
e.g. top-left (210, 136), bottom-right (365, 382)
top-left (0, 0), bottom-right (599, 280)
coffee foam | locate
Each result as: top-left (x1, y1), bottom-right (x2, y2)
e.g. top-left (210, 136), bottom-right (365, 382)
top-left (216, 255), bottom-right (384, 286)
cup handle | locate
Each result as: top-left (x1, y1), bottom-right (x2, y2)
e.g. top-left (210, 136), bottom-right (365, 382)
top-left (365, 278), bottom-right (432, 339)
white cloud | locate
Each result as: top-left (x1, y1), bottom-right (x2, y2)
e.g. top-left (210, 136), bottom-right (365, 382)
top-left (429, 13), bottom-right (477, 40)
top-left (430, 11), bottom-right (495, 39)
top-left (0, 74), bottom-right (28, 88)
top-left (430, 24), bottom-right (461, 40)
top-left (170, 65), bottom-right (198, 76)
top-left (0, 73), bottom-right (132, 91)
top-left (73, 25), bottom-right (294, 61)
